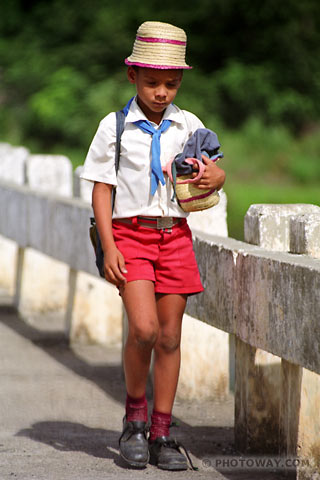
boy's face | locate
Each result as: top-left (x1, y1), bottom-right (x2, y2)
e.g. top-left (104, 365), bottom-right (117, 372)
top-left (127, 67), bottom-right (183, 124)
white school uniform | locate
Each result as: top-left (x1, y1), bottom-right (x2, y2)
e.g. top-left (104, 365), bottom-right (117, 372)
top-left (80, 96), bottom-right (204, 219)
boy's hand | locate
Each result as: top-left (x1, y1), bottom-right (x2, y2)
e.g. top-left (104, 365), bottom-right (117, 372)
top-left (192, 155), bottom-right (226, 190)
top-left (103, 246), bottom-right (127, 287)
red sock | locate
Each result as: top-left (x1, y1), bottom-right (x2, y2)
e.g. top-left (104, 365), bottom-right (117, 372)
top-left (126, 393), bottom-right (148, 422)
top-left (149, 410), bottom-right (172, 443)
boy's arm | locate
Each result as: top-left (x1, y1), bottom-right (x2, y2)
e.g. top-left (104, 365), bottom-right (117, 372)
top-left (192, 155), bottom-right (226, 190)
top-left (92, 182), bottom-right (127, 286)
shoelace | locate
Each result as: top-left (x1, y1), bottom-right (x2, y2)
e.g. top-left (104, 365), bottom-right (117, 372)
top-left (165, 422), bottom-right (197, 470)
top-left (154, 436), bottom-right (198, 471)
top-left (118, 421), bottom-right (149, 444)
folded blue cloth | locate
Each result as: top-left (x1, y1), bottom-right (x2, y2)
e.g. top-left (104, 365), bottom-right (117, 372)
top-left (174, 128), bottom-right (223, 175)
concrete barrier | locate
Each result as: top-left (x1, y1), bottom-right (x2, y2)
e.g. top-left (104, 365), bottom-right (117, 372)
top-left (0, 144), bottom-right (29, 294)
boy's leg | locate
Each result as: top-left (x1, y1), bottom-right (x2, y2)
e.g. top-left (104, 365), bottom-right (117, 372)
top-left (149, 293), bottom-right (189, 471)
top-left (121, 280), bottom-right (159, 401)
top-left (153, 293), bottom-right (187, 414)
top-left (119, 280), bottom-right (159, 468)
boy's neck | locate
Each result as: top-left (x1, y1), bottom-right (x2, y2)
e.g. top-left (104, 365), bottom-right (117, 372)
top-left (136, 96), bottom-right (165, 125)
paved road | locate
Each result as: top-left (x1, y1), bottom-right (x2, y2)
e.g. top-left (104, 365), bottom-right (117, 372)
top-left (0, 295), bottom-right (283, 480)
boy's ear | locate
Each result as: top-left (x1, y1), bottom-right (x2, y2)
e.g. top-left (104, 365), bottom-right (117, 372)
top-left (127, 66), bottom-right (137, 84)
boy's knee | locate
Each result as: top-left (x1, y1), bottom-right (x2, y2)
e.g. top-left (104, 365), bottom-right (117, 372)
top-left (130, 326), bottom-right (158, 349)
top-left (157, 332), bottom-right (180, 354)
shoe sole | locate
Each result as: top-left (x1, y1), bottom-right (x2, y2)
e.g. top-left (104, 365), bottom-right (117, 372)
top-left (120, 451), bottom-right (150, 469)
top-left (149, 455), bottom-right (188, 471)
top-left (157, 463), bottom-right (188, 471)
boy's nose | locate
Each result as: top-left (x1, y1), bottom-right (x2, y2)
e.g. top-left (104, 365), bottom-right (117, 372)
top-left (155, 86), bottom-right (167, 99)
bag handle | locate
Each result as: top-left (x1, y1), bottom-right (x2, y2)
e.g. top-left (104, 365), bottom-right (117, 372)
top-left (164, 157), bottom-right (205, 184)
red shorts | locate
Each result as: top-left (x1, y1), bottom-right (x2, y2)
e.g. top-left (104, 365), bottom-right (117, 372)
top-left (112, 219), bottom-right (204, 295)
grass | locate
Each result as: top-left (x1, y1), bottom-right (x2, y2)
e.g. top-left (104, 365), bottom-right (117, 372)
top-left (225, 180), bottom-right (320, 240)
top-left (215, 118), bottom-right (320, 239)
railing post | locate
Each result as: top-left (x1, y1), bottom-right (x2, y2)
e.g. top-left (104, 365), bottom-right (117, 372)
top-left (236, 204), bottom-right (320, 478)
top-left (65, 268), bottom-right (77, 339)
top-left (287, 212), bottom-right (320, 478)
top-left (236, 204), bottom-right (320, 455)
top-left (228, 333), bottom-right (235, 393)
top-left (13, 247), bottom-right (25, 310)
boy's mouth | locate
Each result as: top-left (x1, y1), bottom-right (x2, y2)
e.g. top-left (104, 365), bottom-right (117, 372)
top-left (153, 102), bottom-right (167, 108)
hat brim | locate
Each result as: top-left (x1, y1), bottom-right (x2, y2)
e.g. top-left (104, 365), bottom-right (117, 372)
top-left (125, 59), bottom-right (192, 70)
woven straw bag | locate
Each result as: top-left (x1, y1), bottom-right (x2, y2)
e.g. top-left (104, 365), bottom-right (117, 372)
top-left (166, 158), bottom-right (220, 213)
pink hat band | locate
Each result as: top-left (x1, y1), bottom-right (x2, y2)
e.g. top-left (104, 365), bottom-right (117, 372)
top-left (125, 21), bottom-right (192, 70)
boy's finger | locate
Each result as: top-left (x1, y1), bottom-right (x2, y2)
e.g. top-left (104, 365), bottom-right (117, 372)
top-left (113, 266), bottom-right (127, 284)
top-left (119, 258), bottom-right (128, 274)
top-left (104, 268), bottom-right (117, 285)
top-left (201, 155), bottom-right (211, 164)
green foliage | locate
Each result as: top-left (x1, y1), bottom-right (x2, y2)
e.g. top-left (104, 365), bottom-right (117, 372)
top-left (225, 181), bottom-right (320, 240)
top-left (1, 0), bottom-right (320, 150)
top-left (222, 118), bottom-right (320, 184)
top-left (29, 67), bottom-right (89, 143)
top-left (287, 131), bottom-right (320, 183)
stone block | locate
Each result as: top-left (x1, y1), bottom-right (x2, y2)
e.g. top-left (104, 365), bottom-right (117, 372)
top-left (0, 143), bottom-right (12, 156)
top-left (0, 144), bottom-right (28, 185)
top-left (0, 145), bottom-right (28, 297)
top-left (26, 154), bottom-right (73, 197)
top-left (290, 213), bottom-right (320, 259)
top-left (74, 166), bottom-right (93, 204)
top-left (244, 204), bottom-right (320, 251)
top-left (20, 152), bottom-right (73, 314)
top-left (178, 314), bottom-right (229, 400)
top-left (0, 237), bottom-right (17, 293)
top-left (18, 249), bottom-right (69, 314)
top-left (70, 272), bottom-right (122, 347)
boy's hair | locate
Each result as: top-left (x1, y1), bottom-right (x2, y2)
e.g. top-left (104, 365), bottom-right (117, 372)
top-left (125, 21), bottom-right (192, 70)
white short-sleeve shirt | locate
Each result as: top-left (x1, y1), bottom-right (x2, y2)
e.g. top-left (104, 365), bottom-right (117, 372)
top-left (81, 96), bottom-right (204, 218)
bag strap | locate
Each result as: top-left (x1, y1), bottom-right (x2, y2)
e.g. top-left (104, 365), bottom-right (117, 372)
top-left (115, 110), bottom-right (126, 175)
top-left (111, 109), bottom-right (126, 211)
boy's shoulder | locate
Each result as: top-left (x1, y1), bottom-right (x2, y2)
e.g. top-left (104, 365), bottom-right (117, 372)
top-left (99, 111), bottom-right (117, 127)
top-left (174, 105), bottom-right (205, 131)
top-left (93, 111), bottom-right (118, 139)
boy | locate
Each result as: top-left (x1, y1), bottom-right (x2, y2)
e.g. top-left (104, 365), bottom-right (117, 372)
top-left (81, 21), bottom-right (225, 470)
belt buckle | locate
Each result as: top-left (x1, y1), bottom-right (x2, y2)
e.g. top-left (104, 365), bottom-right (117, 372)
top-left (157, 217), bottom-right (173, 231)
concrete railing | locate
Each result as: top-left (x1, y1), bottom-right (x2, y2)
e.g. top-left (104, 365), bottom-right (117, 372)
top-left (1, 144), bottom-right (320, 477)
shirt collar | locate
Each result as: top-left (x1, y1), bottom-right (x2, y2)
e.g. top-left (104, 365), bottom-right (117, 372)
top-left (125, 96), bottom-right (185, 126)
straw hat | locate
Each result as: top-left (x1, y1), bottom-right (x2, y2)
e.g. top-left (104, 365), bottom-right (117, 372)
top-left (125, 21), bottom-right (192, 70)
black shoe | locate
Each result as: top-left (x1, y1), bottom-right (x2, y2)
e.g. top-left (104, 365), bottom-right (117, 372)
top-left (149, 436), bottom-right (197, 471)
top-left (119, 417), bottom-right (149, 468)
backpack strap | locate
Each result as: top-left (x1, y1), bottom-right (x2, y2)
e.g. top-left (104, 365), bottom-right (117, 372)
top-left (115, 109), bottom-right (126, 175)
top-left (111, 109), bottom-right (126, 211)
top-left (90, 101), bottom-right (131, 279)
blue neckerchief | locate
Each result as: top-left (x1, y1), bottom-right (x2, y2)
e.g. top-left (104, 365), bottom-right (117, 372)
top-left (134, 119), bottom-right (172, 195)
top-left (122, 97), bottom-right (172, 195)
